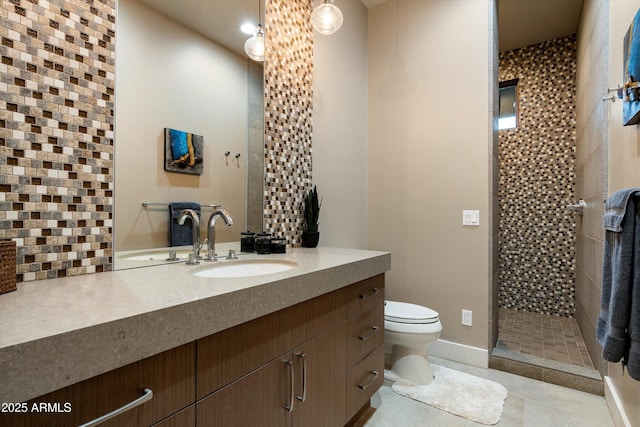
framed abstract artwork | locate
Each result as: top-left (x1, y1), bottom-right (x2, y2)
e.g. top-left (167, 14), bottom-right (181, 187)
top-left (164, 128), bottom-right (204, 175)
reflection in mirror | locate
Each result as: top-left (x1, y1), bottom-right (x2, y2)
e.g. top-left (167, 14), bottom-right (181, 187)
top-left (114, 0), bottom-right (264, 269)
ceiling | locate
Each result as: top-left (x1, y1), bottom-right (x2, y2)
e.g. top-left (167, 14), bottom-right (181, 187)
top-left (138, 0), bottom-right (584, 57)
top-left (498, 0), bottom-right (583, 52)
top-left (138, 0), bottom-right (257, 56)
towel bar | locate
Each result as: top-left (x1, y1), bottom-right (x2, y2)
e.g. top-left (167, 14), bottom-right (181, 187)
top-left (141, 201), bottom-right (220, 209)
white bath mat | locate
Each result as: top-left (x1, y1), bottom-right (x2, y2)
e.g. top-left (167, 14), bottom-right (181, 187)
top-left (391, 365), bottom-right (508, 425)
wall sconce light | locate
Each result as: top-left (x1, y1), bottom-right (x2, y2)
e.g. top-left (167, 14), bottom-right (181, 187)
top-left (244, 0), bottom-right (265, 62)
top-left (311, 0), bottom-right (343, 35)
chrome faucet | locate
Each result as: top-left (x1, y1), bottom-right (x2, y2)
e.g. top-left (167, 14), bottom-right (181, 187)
top-left (205, 207), bottom-right (233, 261)
top-left (178, 209), bottom-right (200, 265)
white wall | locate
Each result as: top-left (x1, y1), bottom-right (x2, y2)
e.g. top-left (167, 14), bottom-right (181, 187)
top-left (368, 0), bottom-right (492, 352)
top-left (115, 0), bottom-right (247, 251)
top-left (312, 0), bottom-right (369, 249)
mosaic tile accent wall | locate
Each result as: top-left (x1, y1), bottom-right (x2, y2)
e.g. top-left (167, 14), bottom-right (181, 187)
top-left (498, 35), bottom-right (577, 317)
top-left (0, 0), bottom-right (115, 282)
top-left (263, 0), bottom-right (313, 246)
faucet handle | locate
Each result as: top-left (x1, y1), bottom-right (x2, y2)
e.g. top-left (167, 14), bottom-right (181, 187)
top-left (227, 249), bottom-right (238, 260)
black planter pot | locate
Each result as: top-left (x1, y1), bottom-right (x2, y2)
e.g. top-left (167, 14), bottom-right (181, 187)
top-left (301, 231), bottom-right (320, 248)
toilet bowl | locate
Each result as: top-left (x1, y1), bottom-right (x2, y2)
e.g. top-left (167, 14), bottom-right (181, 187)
top-left (384, 300), bottom-right (442, 385)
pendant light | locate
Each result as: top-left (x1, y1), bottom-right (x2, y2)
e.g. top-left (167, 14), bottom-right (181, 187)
top-left (311, 0), bottom-right (343, 35)
top-left (244, 0), bottom-right (264, 62)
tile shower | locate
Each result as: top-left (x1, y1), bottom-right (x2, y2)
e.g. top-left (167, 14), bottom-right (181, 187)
top-left (496, 36), bottom-right (597, 378)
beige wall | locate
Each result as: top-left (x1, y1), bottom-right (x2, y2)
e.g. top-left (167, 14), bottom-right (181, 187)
top-left (368, 0), bottom-right (491, 350)
top-left (604, 1), bottom-right (640, 424)
top-left (313, 0), bottom-right (369, 249)
top-left (115, 0), bottom-right (247, 252)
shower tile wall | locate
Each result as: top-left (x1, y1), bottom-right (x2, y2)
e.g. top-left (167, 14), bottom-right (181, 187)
top-left (498, 36), bottom-right (577, 317)
top-left (575, 0), bottom-right (608, 373)
top-left (263, 0), bottom-right (313, 247)
top-left (0, 0), bottom-right (115, 282)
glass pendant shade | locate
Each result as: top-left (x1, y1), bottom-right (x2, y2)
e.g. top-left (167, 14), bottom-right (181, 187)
top-left (244, 25), bottom-right (265, 62)
top-left (311, 0), bottom-right (343, 35)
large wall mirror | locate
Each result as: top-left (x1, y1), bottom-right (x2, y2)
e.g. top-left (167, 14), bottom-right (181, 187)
top-left (114, 0), bottom-right (264, 270)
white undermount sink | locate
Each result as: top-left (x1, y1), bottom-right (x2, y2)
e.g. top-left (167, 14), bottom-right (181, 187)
top-left (192, 259), bottom-right (297, 278)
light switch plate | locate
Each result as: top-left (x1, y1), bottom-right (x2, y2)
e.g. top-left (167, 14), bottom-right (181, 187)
top-left (462, 210), bottom-right (480, 226)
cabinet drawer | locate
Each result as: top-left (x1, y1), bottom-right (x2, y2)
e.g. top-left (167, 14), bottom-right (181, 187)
top-left (345, 345), bottom-right (384, 422)
top-left (346, 303), bottom-right (384, 369)
top-left (0, 343), bottom-right (196, 427)
top-left (346, 275), bottom-right (384, 319)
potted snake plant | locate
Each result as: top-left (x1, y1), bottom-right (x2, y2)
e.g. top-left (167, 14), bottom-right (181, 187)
top-left (302, 185), bottom-right (321, 248)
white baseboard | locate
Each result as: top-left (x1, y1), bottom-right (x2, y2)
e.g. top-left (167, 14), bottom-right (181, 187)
top-left (429, 339), bottom-right (489, 368)
top-left (604, 375), bottom-right (632, 427)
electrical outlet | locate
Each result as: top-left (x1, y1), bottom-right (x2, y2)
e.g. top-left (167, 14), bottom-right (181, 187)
top-left (462, 309), bottom-right (472, 326)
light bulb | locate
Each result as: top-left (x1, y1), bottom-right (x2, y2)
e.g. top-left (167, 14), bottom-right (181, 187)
top-left (240, 23), bottom-right (256, 35)
top-left (311, 0), bottom-right (343, 35)
top-left (244, 25), bottom-right (265, 62)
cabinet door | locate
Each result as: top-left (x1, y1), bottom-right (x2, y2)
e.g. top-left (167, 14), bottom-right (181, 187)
top-left (196, 354), bottom-right (294, 427)
top-left (0, 343), bottom-right (195, 427)
top-left (197, 287), bottom-right (347, 400)
top-left (293, 324), bottom-right (347, 427)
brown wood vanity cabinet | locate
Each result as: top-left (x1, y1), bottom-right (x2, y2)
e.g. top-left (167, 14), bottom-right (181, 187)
top-left (196, 274), bottom-right (385, 427)
top-left (0, 342), bottom-right (196, 427)
top-left (1, 274), bottom-right (385, 427)
top-left (195, 286), bottom-right (348, 427)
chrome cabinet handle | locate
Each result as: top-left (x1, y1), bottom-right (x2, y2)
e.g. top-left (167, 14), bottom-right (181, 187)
top-left (358, 325), bottom-right (379, 341)
top-left (284, 359), bottom-right (295, 412)
top-left (359, 287), bottom-right (379, 299)
top-left (296, 352), bottom-right (307, 402)
top-left (358, 371), bottom-right (379, 390)
top-left (79, 388), bottom-right (153, 427)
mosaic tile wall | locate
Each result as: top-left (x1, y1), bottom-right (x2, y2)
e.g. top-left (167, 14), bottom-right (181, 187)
top-left (0, 0), bottom-right (115, 282)
top-left (498, 35), bottom-right (577, 317)
top-left (263, 0), bottom-right (313, 247)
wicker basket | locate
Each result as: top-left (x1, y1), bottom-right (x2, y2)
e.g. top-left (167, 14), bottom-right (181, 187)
top-left (0, 240), bottom-right (17, 295)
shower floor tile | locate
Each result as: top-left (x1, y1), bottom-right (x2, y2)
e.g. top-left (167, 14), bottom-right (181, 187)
top-left (496, 308), bottom-right (595, 370)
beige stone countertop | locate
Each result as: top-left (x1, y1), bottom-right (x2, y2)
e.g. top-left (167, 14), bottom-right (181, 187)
top-left (0, 246), bottom-right (390, 403)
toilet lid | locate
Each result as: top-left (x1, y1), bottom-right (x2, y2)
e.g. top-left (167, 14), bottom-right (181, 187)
top-left (384, 300), bottom-right (439, 324)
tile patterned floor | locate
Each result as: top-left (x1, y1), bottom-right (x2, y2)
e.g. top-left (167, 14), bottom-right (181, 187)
top-left (365, 357), bottom-right (614, 427)
top-left (496, 308), bottom-right (595, 370)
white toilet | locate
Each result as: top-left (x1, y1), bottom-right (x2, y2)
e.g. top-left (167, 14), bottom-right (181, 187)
top-left (384, 300), bottom-right (442, 385)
